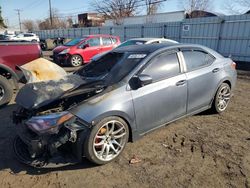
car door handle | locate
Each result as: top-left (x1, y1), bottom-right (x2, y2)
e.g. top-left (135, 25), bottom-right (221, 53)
top-left (176, 80), bottom-right (187, 86)
top-left (212, 68), bottom-right (220, 73)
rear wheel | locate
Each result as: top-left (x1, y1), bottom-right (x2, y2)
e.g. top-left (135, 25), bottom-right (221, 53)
top-left (0, 75), bottom-right (13, 106)
top-left (211, 83), bottom-right (231, 113)
top-left (70, 55), bottom-right (83, 67)
top-left (84, 116), bottom-right (129, 165)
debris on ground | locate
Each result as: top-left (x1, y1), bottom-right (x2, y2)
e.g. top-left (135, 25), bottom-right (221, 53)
top-left (129, 155), bottom-right (142, 164)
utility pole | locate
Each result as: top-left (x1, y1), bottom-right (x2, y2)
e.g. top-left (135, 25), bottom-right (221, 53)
top-left (49, 0), bottom-right (53, 27)
top-left (14, 9), bottom-right (22, 31)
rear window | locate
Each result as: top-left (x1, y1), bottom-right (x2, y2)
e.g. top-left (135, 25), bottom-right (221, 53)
top-left (65, 38), bottom-right (85, 46)
top-left (182, 50), bottom-right (215, 71)
top-left (111, 37), bottom-right (118, 44)
top-left (24, 34), bottom-right (34, 37)
top-left (118, 40), bottom-right (146, 48)
top-left (102, 37), bottom-right (113, 45)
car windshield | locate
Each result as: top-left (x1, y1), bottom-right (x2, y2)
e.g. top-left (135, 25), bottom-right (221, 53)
top-left (77, 52), bottom-right (147, 84)
top-left (117, 40), bottom-right (146, 48)
top-left (64, 38), bottom-right (86, 46)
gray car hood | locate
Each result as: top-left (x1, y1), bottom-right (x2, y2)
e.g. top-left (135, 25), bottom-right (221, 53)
top-left (15, 74), bottom-right (100, 110)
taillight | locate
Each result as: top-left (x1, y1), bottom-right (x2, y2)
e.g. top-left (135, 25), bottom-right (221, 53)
top-left (231, 61), bottom-right (236, 69)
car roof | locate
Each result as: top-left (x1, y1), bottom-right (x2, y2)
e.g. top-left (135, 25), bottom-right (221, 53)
top-left (128, 38), bottom-right (171, 42)
top-left (113, 43), bottom-right (219, 56)
top-left (81, 34), bottom-right (117, 38)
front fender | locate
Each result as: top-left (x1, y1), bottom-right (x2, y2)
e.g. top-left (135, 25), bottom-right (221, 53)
top-left (69, 85), bottom-right (139, 141)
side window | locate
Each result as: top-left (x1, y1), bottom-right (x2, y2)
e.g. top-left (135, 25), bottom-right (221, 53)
top-left (111, 37), bottom-right (118, 44)
top-left (150, 41), bottom-right (160, 44)
top-left (102, 37), bottom-right (113, 45)
top-left (86, 37), bottom-right (101, 47)
top-left (141, 52), bottom-right (180, 82)
top-left (24, 34), bottom-right (32, 37)
top-left (182, 50), bottom-right (215, 71)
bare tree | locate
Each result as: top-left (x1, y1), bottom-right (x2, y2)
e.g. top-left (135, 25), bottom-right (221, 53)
top-left (224, 0), bottom-right (250, 15)
top-left (37, 8), bottom-right (69, 30)
top-left (22, 20), bottom-right (37, 31)
top-left (145, 0), bottom-right (164, 15)
top-left (180, 0), bottom-right (213, 14)
top-left (92, 0), bottom-right (138, 25)
top-left (67, 17), bottom-right (73, 28)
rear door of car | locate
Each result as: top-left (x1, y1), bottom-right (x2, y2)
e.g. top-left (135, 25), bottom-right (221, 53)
top-left (79, 37), bottom-right (101, 62)
top-left (181, 48), bottom-right (221, 113)
top-left (101, 37), bottom-right (114, 53)
top-left (131, 50), bottom-right (188, 133)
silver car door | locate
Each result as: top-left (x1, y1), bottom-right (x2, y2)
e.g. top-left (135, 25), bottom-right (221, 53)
top-left (181, 48), bottom-right (222, 113)
top-left (130, 51), bottom-right (188, 134)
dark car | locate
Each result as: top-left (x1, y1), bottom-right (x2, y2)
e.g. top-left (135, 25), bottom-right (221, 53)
top-left (0, 34), bottom-right (8, 40)
top-left (52, 34), bottom-right (120, 67)
top-left (13, 43), bottom-right (237, 167)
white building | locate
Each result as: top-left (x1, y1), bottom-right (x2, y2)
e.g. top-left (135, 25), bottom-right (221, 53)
top-left (105, 11), bottom-right (185, 26)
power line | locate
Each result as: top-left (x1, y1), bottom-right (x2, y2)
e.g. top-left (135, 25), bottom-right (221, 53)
top-left (55, 0), bottom-right (168, 18)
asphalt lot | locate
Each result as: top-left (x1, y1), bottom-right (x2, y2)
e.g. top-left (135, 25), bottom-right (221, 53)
top-left (0, 51), bottom-right (249, 188)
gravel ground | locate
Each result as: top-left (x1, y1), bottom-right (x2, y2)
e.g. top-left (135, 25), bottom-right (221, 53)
top-left (0, 51), bottom-right (249, 188)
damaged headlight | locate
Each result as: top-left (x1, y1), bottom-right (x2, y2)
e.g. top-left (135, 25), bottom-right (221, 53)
top-left (59, 49), bottom-right (69, 55)
top-left (26, 111), bottom-right (74, 134)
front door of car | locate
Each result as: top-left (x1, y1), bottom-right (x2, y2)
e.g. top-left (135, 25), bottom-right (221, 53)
top-left (181, 48), bottom-right (221, 113)
top-left (79, 37), bottom-right (101, 62)
top-left (130, 51), bottom-right (188, 133)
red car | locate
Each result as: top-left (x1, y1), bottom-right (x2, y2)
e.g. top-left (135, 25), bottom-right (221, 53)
top-left (52, 34), bottom-right (120, 67)
top-left (0, 41), bottom-right (42, 106)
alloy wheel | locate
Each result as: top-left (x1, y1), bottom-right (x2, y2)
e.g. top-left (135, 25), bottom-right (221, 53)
top-left (71, 56), bottom-right (82, 67)
top-left (0, 85), bottom-right (4, 101)
top-left (217, 85), bottom-right (231, 111)
top-left (93, 120), bottom-right (127, 162)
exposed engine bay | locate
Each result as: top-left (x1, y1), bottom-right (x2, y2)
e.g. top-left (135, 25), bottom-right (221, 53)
top-left (13, 59), bottom-right (106, 168)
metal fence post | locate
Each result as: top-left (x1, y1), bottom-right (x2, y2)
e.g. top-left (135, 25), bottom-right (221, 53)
top-left (141, 25), bottom-right (144, 37)
top-left (163, 24), bottom-right (167, 38)
top-left (179, 22), bottom-right (182, 43)
top-left (216, 19), bottom-right (225, 52)
top-left (124, 26), bottom-right (126, 41)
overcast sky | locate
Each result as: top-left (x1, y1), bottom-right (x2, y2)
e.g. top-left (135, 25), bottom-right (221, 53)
top-left (0, 0), bottom-right (246, 29)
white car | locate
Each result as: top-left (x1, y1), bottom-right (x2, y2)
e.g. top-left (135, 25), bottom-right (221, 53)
top-left (10, 33), bottom-right (40, 42)
top-left (92, 37), bottom-right (178, 61)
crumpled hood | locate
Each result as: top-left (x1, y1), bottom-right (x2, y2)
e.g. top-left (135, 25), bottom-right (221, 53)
top-left (15, 74), bottom-right (98, 110)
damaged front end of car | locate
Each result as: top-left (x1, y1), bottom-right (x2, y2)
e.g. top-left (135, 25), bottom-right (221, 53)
top-left (12, 59), bottom-right (106, 168)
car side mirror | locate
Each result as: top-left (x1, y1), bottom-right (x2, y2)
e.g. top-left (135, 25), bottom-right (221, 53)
top-left (129, 74), bottom-right (153, 90)
top-left (82, 44), bottom-right (90, 49)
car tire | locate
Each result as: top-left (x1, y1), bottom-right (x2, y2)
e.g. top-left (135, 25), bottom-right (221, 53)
top-left (211, 83), bottom-right (231, 114)
top-left (83, 116), bottom-right (129, 165)
top-left (70, 55), bottom-right (83, 67)
top-left (0, 75), bottom-right (13, 106)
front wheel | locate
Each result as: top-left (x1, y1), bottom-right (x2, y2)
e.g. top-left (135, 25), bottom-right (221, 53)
top-left (0, 75), bottom-right (13, 106)
top-left (84, 117), bottom-right (129, 165)
top-left (211, 83), bottom-right (231, 113)
top-left (70, 55), bottom-right (83, 67)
